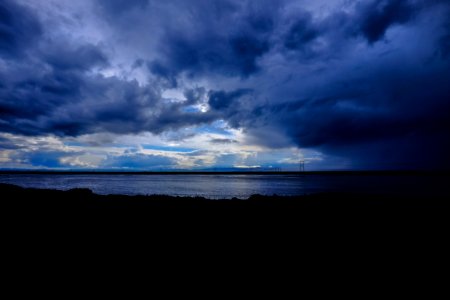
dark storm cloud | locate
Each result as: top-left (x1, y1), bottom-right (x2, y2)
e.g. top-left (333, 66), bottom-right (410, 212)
top-left (148, 27), bottom-right (272, 80)
top-left (208, 89), bottom-right (252, 110)
top-left (0, 60), bottom-right (218, 137)
top-left (347, 0), bottom-right (450, 44)
top-left (145, 0), bottom-right (277, 82)
top-left (243, 56), bottom-right (450, 168)
top-left (44, 44), bottom-right (108, 72)
top-left (280, 0), bottom-right (447, 60)
top-left (183, 87), bottom-right (206, 105)
top-left (179, 0), bottom-right (450, 169)
top-left (353, 0), bottom-right (448, 43)
top-left (0, 0), bottom-right (221, 137)
top-left (283, 12), bottom-right (319, 51)
top-left (0, 0), bottom-right (42, 58)
top-left (97, 0), bottom-right (278, 80)
top-left (1, 0), bottom-right (450, 169)
top-left (355, 0), bottom-right (419, 43)
top-left (246, 54), bottom-right (450, 168)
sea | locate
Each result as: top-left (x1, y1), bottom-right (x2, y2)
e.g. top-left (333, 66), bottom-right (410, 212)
top-left (0, 173), bottom-right (448, 199)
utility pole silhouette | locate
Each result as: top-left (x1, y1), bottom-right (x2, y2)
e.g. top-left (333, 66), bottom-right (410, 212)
top-left (299, 160), bottom-right (305, 172)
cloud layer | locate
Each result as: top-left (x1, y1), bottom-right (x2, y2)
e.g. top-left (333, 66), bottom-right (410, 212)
top-left (1, 0), bottom-right (450, 169)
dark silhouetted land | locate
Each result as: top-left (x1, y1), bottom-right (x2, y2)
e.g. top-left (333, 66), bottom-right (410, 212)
top-left (2, 182), bottom-right (449, 219)
top-left (2, 182), bottom-right (449, 264)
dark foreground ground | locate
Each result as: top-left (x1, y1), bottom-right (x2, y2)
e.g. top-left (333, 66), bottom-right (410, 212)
top-left (2, 182), bottom-right (449, 286)
top-left (2, 182), bottom-right (449, 223)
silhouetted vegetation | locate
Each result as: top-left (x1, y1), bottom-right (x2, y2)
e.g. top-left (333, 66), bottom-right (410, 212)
top-left (2, 183), bottom-right (448, 255)
top-left (2, 183), bottom-right (448, 215)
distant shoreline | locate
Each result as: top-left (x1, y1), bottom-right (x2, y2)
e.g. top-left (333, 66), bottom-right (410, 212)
top-left (1, 170), bottom-right (449, 176)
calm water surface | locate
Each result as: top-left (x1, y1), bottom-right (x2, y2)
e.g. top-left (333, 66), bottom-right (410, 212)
top-left (1, 174), bottom-right (448, 199)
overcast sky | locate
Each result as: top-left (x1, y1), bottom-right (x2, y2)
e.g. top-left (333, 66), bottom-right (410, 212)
top-left (1, 0), bottom-right (449, 170)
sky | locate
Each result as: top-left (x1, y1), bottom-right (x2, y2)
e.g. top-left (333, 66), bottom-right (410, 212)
top-left (0, 0), bottom-right (449, 171)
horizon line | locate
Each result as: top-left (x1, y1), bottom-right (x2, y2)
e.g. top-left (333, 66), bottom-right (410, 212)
top-left (1, 170), bottom-right (449, 175)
